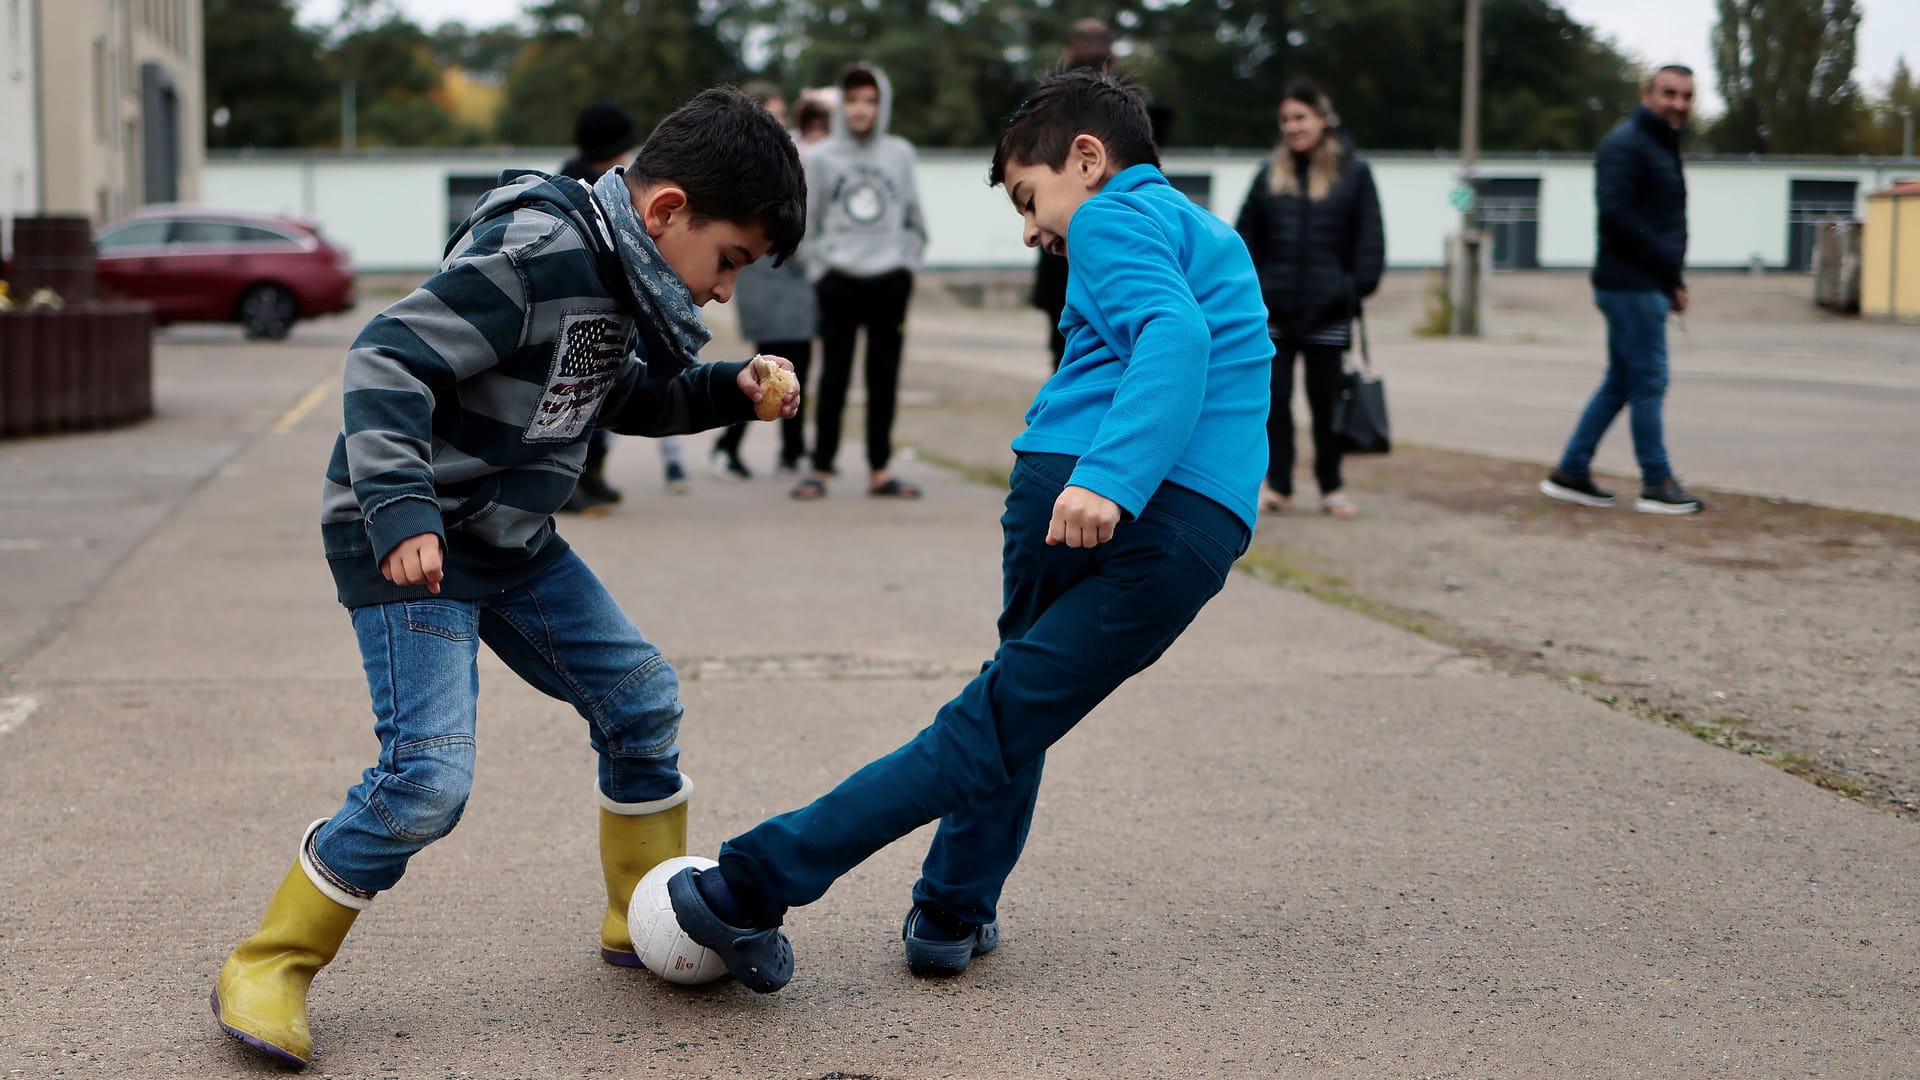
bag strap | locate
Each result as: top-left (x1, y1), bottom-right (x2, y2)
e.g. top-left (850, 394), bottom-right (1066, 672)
top-left (1356, 311), bottom-right (1372, 373)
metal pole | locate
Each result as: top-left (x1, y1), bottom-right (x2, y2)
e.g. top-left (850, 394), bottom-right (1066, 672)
top-left (1450, 0), bottom-right (1483, 335)
top-left (341, 80), bottom-right (357, 154)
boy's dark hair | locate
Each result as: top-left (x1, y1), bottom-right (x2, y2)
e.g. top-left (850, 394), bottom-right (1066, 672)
top-left (841, 64), bottom-right (880, 95)
top-left (990, 69), bottom-right (1159, 188)
top-left (795, 97), bottom-right (831, 134)
top-left (629, 87), bottom-right (807, 266)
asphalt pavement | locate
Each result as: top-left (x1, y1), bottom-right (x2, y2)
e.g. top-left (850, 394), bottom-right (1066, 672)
top-left (2, 282), bottom-right (1917, 1078)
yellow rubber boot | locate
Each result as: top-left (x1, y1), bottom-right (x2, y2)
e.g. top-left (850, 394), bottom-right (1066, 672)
top-left (212, 825), bottom-right (367, 1067)
top-left (598, 783), bottom-right (691, 967)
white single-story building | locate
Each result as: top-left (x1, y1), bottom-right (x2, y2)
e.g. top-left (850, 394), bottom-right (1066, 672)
top-left (202, 147), bottom-right (1920, 276)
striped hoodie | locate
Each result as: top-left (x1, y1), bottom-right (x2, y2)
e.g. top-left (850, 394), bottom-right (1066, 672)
top-left (320, 170), bottom-right (756, 607)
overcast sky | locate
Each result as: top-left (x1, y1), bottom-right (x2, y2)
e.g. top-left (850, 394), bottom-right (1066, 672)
top-left (297, 0), bottom-right (1916, 116)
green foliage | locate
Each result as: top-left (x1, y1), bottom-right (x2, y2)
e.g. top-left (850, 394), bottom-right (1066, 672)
top-left (1712, 0), bottom-right (1863, 154)
top-left (203, 0), bottom-right (332, 150)
top-left (428, 20), bottom-right (526, 81)
top-left (1248, 0), bottom-right (1633, 153)
top-left (325, 0), bottom-right (471, 147)
top-left (495, 0), bottom-right (747, 147)
top-left (1844, 57), bottom-right (1915, 156)
top-left (205, 0), bottom-right (1646, 153)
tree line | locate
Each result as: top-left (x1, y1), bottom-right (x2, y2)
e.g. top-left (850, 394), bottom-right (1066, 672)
top-left (205, 0), bottom-right (1914, 157)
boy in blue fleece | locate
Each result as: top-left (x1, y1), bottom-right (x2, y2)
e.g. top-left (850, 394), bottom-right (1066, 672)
top-left (668, 68), bottom-right (1274, 992)
top-left (210, 89), bottom-right (805, 1067)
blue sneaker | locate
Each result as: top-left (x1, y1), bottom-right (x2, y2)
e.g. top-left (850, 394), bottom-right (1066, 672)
top-left (901, 906), bottom-right (999, 976)
top-left (664, 868), bottom-right (793, 993)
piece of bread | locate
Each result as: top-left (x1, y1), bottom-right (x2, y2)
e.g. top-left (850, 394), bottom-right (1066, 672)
top-left (752, 355), bottom-right (797, 421)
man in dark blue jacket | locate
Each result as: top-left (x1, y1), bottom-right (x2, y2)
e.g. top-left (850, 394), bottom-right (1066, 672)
top-left (1541, 65), bottom-right (1704, 514)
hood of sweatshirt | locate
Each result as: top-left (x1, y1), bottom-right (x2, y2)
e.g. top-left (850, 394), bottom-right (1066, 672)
top-left (450, 170), bottom-right (639, 314)
top-left (803, 65), bottom-right (926, 279)
top-left (828, 64), bottom-right (894, 143)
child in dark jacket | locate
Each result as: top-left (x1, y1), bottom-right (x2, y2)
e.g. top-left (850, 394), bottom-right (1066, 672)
top-left (210, 89), bottom-right (805, 1068)
top-left (664, 69), bottom-right (1272, 993)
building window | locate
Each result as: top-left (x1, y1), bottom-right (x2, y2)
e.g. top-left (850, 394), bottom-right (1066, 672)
top-left (9, 0), bottom-right (21, 81)
top-left (94, 38), bottom-right (109, 140)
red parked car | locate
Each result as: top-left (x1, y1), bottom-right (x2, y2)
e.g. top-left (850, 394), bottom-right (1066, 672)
top-left (93, 207), bottom-right (355, 339)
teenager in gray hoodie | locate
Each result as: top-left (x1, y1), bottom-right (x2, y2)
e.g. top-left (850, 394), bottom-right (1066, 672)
top-left (793, 63), bottom-right (928, 499)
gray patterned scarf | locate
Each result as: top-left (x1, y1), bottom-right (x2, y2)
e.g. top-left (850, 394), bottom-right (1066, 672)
top-left (592, 166), bottom-right (712, 366)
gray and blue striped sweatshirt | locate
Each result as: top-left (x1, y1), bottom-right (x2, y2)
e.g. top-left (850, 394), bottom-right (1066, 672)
top-left (320, 170), bottom-right (756, 607)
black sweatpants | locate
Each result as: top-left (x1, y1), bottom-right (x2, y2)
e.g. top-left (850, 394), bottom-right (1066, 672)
top-left (1267, 340), bottom-right (1347, 497)
top-left (813, 269), bottom-right (913, 475)
top-left (714, 337), bottom-right (813, 468)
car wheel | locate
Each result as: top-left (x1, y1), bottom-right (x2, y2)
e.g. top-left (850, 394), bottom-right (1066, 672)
top-left (239, 284), bottom-right (298, 340)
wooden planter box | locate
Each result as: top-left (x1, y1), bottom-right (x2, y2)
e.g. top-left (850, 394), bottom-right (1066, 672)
top-left (0, 304), bottom-right (155, 438)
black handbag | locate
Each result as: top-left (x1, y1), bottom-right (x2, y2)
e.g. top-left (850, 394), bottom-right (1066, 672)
top-left (1332, 314), bottom-right (1390, 455)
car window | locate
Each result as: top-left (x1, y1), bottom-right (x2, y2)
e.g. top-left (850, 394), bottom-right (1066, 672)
top-left (96, 221), bottom-right (172, 251)
top-left (168, 220), bottom-right (245, 245)
top-left (232, 224), bottom-right (300, 246)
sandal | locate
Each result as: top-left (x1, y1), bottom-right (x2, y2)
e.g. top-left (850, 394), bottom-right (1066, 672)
top-left (868, 477), bottom-right (922, 499)
top-left (790, 476), bottom-right (827, 500)
top-left (665, 868), bottom-right (793, 993)
top-left (902, 905), bottom-right (999, 977)
top-left (1320, 493), bottom-right (1357, 518)
top-left (1259, 484), bottom-right (1293, 514)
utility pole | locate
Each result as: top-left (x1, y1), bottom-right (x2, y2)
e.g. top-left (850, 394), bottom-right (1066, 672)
top-left (341, 80), bottom-right (357, 154)
top-left (1449, 0), bottom-right (1484, 335)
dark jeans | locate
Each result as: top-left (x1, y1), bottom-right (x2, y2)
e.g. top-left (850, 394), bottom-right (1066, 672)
top-left (714, 338), bottom-right (812, 467)
top-left (716, 452), bottom-right (1248, 928)
top-left (1267, 339), bottom-right (1346, 497)
top-left (1557, 289), bottom-right (1672, 486)
top-left (813, 269), bottom-right (913, 474)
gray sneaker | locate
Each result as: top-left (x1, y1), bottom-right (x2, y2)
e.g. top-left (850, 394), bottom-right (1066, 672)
top-left (1636, 476), bottom-right (1703, 514)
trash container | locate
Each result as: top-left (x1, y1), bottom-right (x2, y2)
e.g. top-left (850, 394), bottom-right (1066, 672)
top-left (1861, 181), bottom-right (1920, 320)
top-left (1812, 219), bottom-right (1862, 312)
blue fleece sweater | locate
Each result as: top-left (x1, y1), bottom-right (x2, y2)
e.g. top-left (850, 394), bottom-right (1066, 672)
top-left (1012, 165), bottom-right (1274, 530)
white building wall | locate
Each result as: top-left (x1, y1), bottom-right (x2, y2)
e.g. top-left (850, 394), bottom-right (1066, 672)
top-left (203, 149), bottom-right (1920, 275)
top-left (1535, 162), bottom-right (1595, 267)
top-left (1, 0), bottom-right (40, 254)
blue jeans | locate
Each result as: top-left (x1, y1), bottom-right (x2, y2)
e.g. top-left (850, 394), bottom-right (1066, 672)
top-left (308, 550), bottom-right (685, 899)
top-left (1557, 288), bottom-right (1673, 486)
top-left (716, 452), bottom-right (1249, 928)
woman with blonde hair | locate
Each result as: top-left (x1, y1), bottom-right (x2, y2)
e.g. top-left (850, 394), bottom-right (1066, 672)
top-left (1234, 78), bottom-right (1384, 517)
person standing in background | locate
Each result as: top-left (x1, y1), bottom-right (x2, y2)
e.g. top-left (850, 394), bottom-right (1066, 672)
top-left (712, 82), bottom-right (819, 479)
top-left (1234, 78), bottom-right (1384, 519)
top-left (557, 102), bottom-right (641, 514)
top-left (792, 63), bottom-right (927, 500)
top-left (793, 96), bottom-right (832, 146)
top-left (1539, 65), bottom-right (1703, 515)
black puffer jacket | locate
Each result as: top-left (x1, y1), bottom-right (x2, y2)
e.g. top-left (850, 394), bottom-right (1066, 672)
top-left (1234, 148), bottom-right (1385, 340)
top-left (1591, 105), bottom-right (1688, 294)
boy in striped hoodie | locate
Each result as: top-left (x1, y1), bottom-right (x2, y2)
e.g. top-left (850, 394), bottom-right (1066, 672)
top-left (211, 88), bottom-right (805, 1068)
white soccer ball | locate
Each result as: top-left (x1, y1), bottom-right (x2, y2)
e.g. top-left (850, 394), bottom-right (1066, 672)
top-left (629, 855), bottom-right (729, 985)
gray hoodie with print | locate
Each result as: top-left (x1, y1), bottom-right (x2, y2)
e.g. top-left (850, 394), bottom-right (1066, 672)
top-left (801, 66), bottom-right (927, 282)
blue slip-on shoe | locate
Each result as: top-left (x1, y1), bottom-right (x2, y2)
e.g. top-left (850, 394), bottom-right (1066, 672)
top-left (665, 867), bottom-right (793, 993)
top-left (902, 906), bottom-right (999, 977)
